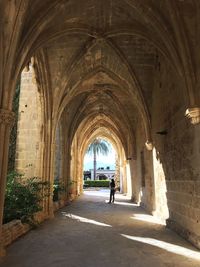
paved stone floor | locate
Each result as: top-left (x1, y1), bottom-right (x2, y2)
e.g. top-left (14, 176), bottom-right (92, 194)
top-left (1, 189), bottom-right (200, 267)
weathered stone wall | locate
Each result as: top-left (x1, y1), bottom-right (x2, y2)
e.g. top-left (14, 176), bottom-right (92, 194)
top-left (15, 67), bottom-right (43, 178)
top-left (151, 147), bottom-right (169, 221)
top-left (152, 53), bottom-right (200, 247)
top-left (1, 0), bottom-right (200, 255)
top-left (54, 125), bottom-right (62, 181)
top-left (70, 134), bottom-right (82, 198)
top-left (2, 220), bottom-right (30, 247)
top-left (135, 122), bottom-right (154, 213)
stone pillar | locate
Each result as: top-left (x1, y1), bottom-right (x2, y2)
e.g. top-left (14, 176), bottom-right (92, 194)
top-left (54, 126), bottom-right (62, 181)
top-left (119, 159), bottom-right (124, 193)
top-left (152, 147), bottom-right (169, 221)
top-left (144, 141), bottom-right (156, 212)
top-left (48, 142), bottom-right (55, 218)
top-left (70, 138), bottom-right (77, 198)
top-left (129, 158), bottom-right (138, 202)
top-left (126, 160), bottom-right (132, 197)
top-left (115, 155), bottom-right (120, 187)
top-left (0, 109), bottom-right (15, 256)
top-left (79, 164), bottom-right (84, 194)
top-left (122, 160), bottom-right (127, 194)
top-left (37, 139), bottom-right (55, 221)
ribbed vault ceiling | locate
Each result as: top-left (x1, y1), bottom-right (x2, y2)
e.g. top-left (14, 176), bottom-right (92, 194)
top-left (7, 0), bottom-right (195, 149)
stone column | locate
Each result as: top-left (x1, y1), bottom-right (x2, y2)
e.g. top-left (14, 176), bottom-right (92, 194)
top-left (145, 141), bottom-right (156, 212)
top-left (0, 109), bottom-right (15, 256)
top-left (152, 147), bottom-right (169, 221)
top-left (115, 155), bottom-right (120, 187)
top-left (129, 158), bottom-right (138, 202)
top-left (122, 160), bottom-right (127, 194)
top-left (48, 142), bottom-right (55, 218)
top-left (38, 139), bottom-right (54, 221)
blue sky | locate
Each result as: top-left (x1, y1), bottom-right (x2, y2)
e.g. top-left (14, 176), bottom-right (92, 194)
top-left (83, 143), bottom-right (116, 170)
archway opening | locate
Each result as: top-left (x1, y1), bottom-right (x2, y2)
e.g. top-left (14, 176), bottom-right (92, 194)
top-left (3, 62), bottom-right (47, 227)
top-left (83, 138), bottom-right (116, 181)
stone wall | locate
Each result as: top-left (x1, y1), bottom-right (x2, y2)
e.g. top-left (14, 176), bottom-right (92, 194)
top-left (151, 53), bottom-right (200, 247)
top-left (15, 67), bottom-right (43, 178)
top-left (134, 50), bottom-right (200, 238)
top-left (135, 124), bottom-right (154, 214)
top-left (2, 220), bottom-right (30, 247)
top-left (54, 125), bottom-right (62, 181)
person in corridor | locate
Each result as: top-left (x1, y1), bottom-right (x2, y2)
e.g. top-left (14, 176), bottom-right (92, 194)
top-left (109, 178), bottom-right (115, 203)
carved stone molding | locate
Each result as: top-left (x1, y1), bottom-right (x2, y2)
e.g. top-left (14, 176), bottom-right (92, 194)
top-left (185, 108), bottom-right (200, 125)
top-left (0, 109), bottom-right (15, 127)
top-left (145, 140), bottom-right (153, 151)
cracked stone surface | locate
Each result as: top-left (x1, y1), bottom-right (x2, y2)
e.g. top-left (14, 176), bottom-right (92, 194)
top-left (1, 189), bottom-right (200, 267)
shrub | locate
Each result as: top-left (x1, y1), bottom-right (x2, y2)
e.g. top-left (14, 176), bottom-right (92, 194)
top-left (53, 180), bottom-right (64, 202)
top-left (3, 171), bottom-right (49, 224)
top-left (84, 180), bottom-right (109, 188)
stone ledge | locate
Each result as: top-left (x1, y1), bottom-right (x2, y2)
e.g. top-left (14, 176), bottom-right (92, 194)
top-left (2, 220), bottom-right (31, 247)
top-left (166, 218), bottom-right (200, 250)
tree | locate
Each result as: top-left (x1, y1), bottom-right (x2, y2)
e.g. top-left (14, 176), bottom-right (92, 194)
top-left (87, 138), bottom-right (110, 180)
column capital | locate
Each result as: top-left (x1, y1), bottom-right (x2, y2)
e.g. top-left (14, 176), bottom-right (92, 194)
top-left (0, 109), bottom-right (15, 127)
top-left (145, 140), bottom-right (153, 151)
top-left (185, 107), bottom-right (200, 125)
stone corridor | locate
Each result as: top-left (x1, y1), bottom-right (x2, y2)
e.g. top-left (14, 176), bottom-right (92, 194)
top-left (1, 190), bottom-right (200, 267)
top-left (1, 0), bottom-right (200, 256)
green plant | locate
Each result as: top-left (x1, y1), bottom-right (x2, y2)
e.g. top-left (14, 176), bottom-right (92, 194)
top-left (53, 180), bottom-right (64, 202)
top-left (84, 180), bottom-right (109, 188)
top-left (3, 171), bottom-right (49, 224)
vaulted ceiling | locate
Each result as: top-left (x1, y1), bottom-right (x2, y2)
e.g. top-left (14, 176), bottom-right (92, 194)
top-left (2, 0), bottom-right (197, 150)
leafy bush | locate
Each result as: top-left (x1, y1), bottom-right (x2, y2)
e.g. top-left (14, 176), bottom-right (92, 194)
top-left (3, 171), bottom-right (49, 224)
top-left (53, 180), bottom-right (64, 202)
top-left (84, 180), bottom-right (109, 188)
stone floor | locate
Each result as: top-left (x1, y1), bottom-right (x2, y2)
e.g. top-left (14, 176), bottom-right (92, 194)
top-left (1, 189), bottom-right (200, 267)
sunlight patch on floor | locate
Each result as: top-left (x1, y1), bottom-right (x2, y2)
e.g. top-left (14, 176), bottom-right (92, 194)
top-left (121, 234), bottom-right (200, 261)
top-left (131, 214), bottom-right (165, 225)
top-left (84, 189), bottom-right (134, 202)
top-left (84, 190), bottom-right (110, 198)
top-left (111, 201), bottom-right (138, 207)
top-left (62, 213), bottom-right (112, 227)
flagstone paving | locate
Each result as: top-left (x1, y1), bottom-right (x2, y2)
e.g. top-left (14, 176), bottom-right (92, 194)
top-left (1, 189), bottom-right (200, 267)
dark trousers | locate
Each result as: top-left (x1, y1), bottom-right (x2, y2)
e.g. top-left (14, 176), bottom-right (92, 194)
top-left (109, 189), bottom-right (115, 203)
